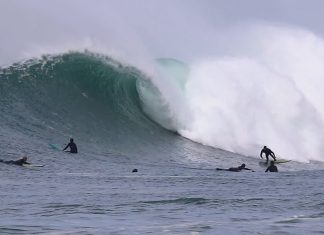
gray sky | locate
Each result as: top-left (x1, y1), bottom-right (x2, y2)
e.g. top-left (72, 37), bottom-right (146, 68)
top-left (202, 0), bottom-right (324, 32)
top-left (1, 0), bottom-right (324, 64)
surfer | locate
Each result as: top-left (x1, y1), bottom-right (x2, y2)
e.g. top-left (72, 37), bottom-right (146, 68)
top-left (63, 138), bottom-right (78, 153)
top-left (265, 161), bottom-right (278, 172)
top-left (260, 146), bottom-right (276, 163)
top-left (0, 155), bottom-right (31, 166)
top-left (216, 164), bottom-right (253, 172)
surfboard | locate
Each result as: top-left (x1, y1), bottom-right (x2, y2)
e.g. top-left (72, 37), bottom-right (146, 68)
top-left (49, 143), bottom-right (60, 151)
top-left (274, 159), bottom-right (291, 164)
top-left (259, 159), bottom-right (290, 166)
top-left (23, 164), bottom-right (45, 168)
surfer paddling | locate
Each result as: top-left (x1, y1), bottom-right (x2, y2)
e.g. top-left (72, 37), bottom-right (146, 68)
top-left (260, 146), bottom-right (276, 163)
top-left (0, 155), bottom-right (31, 166)
top-left (216, 163), bottom-right (253, 172)
top-left (63, 138), bottom-right (78, 153)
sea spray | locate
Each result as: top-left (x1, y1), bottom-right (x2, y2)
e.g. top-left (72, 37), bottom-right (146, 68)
top-left (177, 26), bottom-right (324, 162)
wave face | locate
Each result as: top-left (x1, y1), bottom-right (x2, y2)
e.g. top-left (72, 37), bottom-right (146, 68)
top-left (0, 52), bottom-right (179, 157)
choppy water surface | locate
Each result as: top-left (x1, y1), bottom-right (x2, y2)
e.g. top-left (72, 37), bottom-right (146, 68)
top-left (1, 150), bottom-right (324, 234)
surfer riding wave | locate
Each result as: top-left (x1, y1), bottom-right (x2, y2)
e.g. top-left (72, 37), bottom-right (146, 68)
top-left (260, 146), bottom-right (276, 163)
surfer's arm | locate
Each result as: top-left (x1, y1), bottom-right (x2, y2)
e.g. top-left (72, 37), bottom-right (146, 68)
top-left (24, 162), bottom-right (31, 165)
top-left (243, 167), bottom-right (252, 171)
top-left (265, 167), bottom-right (269, 172)
top-left (260, 151), bottom-right (264, 159)
top-left (63, 144), bottom-right (69, 151)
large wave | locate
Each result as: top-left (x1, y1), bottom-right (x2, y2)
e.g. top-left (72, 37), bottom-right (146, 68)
top-left (0, 52), bottom-right (181, 157)
top-left (1, 0), bottom-right (324, 163)
top-left (2, 29), bottom-right (324, 164)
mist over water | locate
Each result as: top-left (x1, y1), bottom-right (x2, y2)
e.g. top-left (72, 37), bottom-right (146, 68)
top-left (1, 1), bottom-right (324, 162)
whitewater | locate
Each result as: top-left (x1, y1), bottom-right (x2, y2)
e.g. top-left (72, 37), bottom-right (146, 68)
top-left (1, 1), bottom-right (324, 234)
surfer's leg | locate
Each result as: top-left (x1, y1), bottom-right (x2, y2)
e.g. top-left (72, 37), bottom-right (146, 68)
top-left (271, 154), bottom-right (276, 161)
top-left (228, 168), bottom-right (239, 172)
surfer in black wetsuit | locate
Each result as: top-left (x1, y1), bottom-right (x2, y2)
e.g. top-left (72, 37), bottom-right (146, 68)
top-left (0, 155), bottom-right (31, 166)
top-left (216, 164), bottom-right (253, 172)
top-left (63, 138), bottom-right (78, 153)
top-left (260, 146), bottom-right (276, 163)
top-left (265, 161), bottom-right (278, 172)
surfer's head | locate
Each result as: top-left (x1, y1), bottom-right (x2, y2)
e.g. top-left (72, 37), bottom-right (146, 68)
top-left (70, 138), bottom-right (74, 143)
top-left (264, 146), bottom-right (267, 149)
top-left (241, 164), bottom-right (246, 168)
top-left (22, 155), bottom-right (27, 161)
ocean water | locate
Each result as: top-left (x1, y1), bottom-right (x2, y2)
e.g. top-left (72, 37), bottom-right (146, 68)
top-left (1, 161), bottom-right (324, 235)
top-left (1, 51), bottom-right (324, 235)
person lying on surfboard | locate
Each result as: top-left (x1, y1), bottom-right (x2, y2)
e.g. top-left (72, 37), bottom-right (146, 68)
top-left (216, 164), bottom-right (253, 172)
top-left (265, 161), bottom-right (278, 172)
top-left (0, 155), bottom-right (30, 166)
top-left (63, 138), bottom-right (78, 153)
top-left (260, 146), bottom-right (276, 163)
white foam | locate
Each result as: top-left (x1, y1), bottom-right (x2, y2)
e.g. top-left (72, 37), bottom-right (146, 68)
top-left (175, 26), bottom-right (324, 162)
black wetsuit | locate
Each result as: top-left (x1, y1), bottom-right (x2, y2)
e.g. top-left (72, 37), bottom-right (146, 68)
top-left (228, 166), bottom-right (251, 172)
top-left (0, 159), bottom-right (30, 166)
top-left (217, 166), bottom-right (252, 172)
top-left (63, 142), bottom-right (78, 153)
top-left (265, 165), bottom-right (278, 172)
top-left (260, 147), bottom-right (276, 162)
